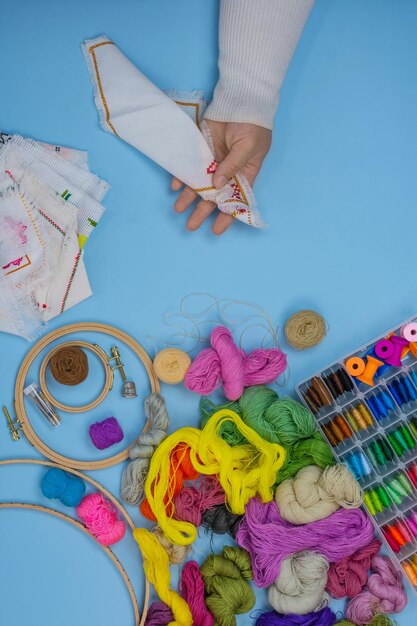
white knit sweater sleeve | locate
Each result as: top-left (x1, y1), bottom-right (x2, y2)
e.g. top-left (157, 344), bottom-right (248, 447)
top-left (204, 0), bottom-right (314, 130)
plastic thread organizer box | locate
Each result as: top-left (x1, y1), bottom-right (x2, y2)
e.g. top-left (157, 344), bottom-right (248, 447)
top-left (296, 315), bottom-right (417, 592)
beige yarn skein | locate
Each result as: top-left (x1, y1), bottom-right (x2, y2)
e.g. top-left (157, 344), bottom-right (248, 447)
top-left (275, 464), bottom-right (362, 525)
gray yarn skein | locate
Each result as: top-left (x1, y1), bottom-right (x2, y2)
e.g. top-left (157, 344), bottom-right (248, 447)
top-left (120, 393), bottom-right (169, 505)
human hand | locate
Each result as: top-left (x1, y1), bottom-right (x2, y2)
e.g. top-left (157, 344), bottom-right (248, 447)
top-left (172, 120), bottom-right (272, 234)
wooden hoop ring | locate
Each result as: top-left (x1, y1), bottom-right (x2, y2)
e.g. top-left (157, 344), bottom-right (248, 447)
top-left (14, 323), bottom-right (160, 470)
top-left (0, 503), bottom-right (140, 625)
top-left (39, 341), bottom-right (113, 413)
top-left (0, 458), bottom-right (149, 626)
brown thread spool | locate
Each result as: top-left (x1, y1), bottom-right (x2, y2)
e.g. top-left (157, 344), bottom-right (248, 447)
top-left (311, 377), bottom-right (333, 406)
top-left (330, 371), bottom-right (345, 396)
top-left (303, 392), bottom-right (319, 414)
top-left (322, 423), bottom-right (338, 447)
top-left (330, 419), bottom-right (345, 443)
top-left (50, 347), bottom-right (89, 385)
top-left (335, 414), bottom-right (352, 438)
top-left (323, 374), bottom-right (339, 399)
top-left (307, 386), bottom-right (323, 407)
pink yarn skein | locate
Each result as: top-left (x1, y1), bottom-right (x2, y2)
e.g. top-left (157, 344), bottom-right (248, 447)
top-left (184, 326), bottom-right (287, 401)
top-left (77, 492), bottom-right (126, 546)
top-left (173, 476), bottom-right (225, 526)
top-left (326, 539), bottom-right (382, 599)
top-left (346, 555), bottom-right (407, 624)
top-left (181, 561), bottom-right (214, 626)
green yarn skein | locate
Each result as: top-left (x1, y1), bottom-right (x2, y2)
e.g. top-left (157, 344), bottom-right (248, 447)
top-left (275, 432), bottom-right (335, 485)
top-left (336, 617), bottom-right (395, 626)
top-left (200, 385), bottom-right (316, 446)
top-left (200, 546), bottom-right (255, 626)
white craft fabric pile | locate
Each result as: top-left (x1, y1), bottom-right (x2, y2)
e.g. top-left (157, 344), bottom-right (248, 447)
top-left (0, 132), bottom-right (109, 340)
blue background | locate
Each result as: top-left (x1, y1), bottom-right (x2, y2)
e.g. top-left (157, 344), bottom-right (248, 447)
top-left (1, 0), bottom-right (417, 624)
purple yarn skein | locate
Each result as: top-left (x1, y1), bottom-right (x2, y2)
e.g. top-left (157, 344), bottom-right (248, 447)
top-left (255, 608), bottom-right (337, 626)
top-left (89, 416), bottom-right (124, 450)
top-left (237, 498), bottom-right (374, 587)
top-left (144, 602), bottom-right (173, 626)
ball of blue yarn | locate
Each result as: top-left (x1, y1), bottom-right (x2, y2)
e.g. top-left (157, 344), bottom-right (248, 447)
top-left (41, 468), bottom-right (86, 507)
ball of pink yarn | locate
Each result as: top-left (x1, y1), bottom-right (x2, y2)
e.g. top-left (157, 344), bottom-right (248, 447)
top-left (346, 555), bottom-right (407, 624)
top-left (326, 539), bottom-right (382, 599)
top-left (181, 561), bottom-right (214, 626)
top-left (77, 492), bottom-right (126, 546)
top-left (184, 326), bottom-right (287, 401)
top-left (173, 476), bottom-right (225, 526)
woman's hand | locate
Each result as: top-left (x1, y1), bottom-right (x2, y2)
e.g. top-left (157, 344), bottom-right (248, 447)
top-left (172, 120), bottom-right (272, 234)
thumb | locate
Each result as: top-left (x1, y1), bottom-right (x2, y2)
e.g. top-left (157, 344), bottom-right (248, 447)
top-left (212, 145), bottom-right (252, 189)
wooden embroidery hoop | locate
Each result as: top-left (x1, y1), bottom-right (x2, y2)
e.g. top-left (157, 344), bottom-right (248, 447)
top-left (14, 323), bottom-right (160, 470)
top-left (0, 458), bottom-right (149, 626)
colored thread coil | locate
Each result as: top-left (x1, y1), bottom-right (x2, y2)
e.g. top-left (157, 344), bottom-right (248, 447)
top-left (50, 346), bottom-right (89, 385)
top-left (344, 451), bottom-right (372, 481)
top-left (284, 310), bottom-right (327, 350)
top-left (363, 485), bottom-right (392, 516)
top-left (322, 415), bottom-right (352, 448)
top-left (341, 403), bottom-right (373, 434)
top-left (322, 368), bottom-right (354, 400)
top-left (303, 377), bottom-right (333, 414)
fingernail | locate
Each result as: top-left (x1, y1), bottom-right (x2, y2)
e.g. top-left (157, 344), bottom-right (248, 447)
top-left (214, 175), bottom-right (227, 189)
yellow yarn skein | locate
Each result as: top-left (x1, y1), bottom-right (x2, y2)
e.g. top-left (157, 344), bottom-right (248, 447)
top-left (144, 408), bottom-right (286, 546)
top-left (133, 528), bottom-right (193, 626)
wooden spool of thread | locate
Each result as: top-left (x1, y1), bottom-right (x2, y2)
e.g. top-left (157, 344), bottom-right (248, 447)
top-left (153, 348), bottom-right (191, 384)
top-left (50, 346), bottom-right (89, 385)
top-left (285, 310), bottom-right (327, 350)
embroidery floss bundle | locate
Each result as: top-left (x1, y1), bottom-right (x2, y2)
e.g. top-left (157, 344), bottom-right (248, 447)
top-left (275, 433), bottom-right (335, 485)
top-left (77, 492), bottom-right (126, 546)
top-left (150, 526), bottom-right (191, 565)
top-left (202, 503), bottom-right (243, 538)
top-left (89, 416), bottom-right (124, 450)
top-left (134, 528), bottom-right (193, 626)
top-left (200, 386), bottom-right (316, 446)
top-left (284, 310), bottom-right (327, 350)
top-left (41, 468), bottom-right (86, 507)
top-left (345, 555), bottom-right (407, 624)
top-left (275, 465), bottom-right (362, 524)
top-left (268, 551), bottom-right (330, 615)
top-left (140, 443), bottom-right (199, 521)
top-left (185, 326), bottom-right (287, 401)
top-left (200, 546), bottom-right (255, 626)
top-left (120, 393), bottom-right (169, 505)
top-left (173, 476), bottom-right (225, 526)
top-left (237, 498), bottom-right (374, 587)
top-left (144, 602), bottom-right (174, 626)
top-left (180, 561), bottom-right (214, 626)
top-left (326, 539), bottom-right (382, 599)
top-left (144, 409), bottom-right (285, 545)
top-left (255, 607), bottom-right (337, 626)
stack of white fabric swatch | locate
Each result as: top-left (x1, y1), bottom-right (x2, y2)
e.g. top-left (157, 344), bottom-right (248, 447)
top-left (0, 132), bottom-right (109, 340)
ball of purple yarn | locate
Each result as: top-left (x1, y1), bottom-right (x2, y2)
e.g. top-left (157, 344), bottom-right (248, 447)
top-left (255, 607), bottom-right (337, 626)
top-left (89, 416), bottom-right (124, 450)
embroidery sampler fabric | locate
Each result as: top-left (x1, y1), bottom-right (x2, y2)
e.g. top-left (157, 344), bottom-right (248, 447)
top-left (82, 35), bottom-right (263, 227)
top-left (0, 133), bottom-right (109, 340)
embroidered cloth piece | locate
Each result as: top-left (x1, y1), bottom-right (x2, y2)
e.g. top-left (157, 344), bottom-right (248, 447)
top-left (0, 133), bottom-right (109, 340)
top-left (82, 35), bottom-right (262, 227)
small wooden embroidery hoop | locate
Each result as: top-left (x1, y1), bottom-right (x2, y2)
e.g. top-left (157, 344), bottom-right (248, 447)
top-left (39, 340), bottom-right (113, 413)
top-left (0, 458), bottom-right (149, 626)
top-left (14, 323), bottom-right (160, 470)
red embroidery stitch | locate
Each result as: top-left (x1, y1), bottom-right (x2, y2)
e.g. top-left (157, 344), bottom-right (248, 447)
top-left (2, 257), bottom-right (24, 270)
top-left (207, 160), bottom-right (218, 174)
